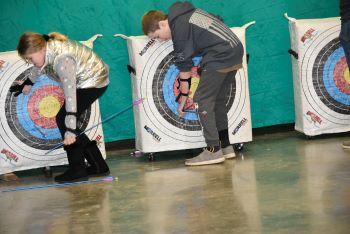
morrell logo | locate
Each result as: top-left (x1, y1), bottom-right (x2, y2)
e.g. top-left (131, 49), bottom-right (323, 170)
top-left (1, 149), bottom-right (19, 163)
top-left (301, 28), bottom-right (318, 44)
top-left (139, 39), bottom-right (156, 56)
top-left (144, 125), bottom-right (161, 142)
top-left (306, 111), bottom-right (322, 125)
top-left (95, 134), bottom-right (102, 146)
top-left (232, 118), bottom-right (248, 135)
top-left (0, 60), bottom-right (9, 74)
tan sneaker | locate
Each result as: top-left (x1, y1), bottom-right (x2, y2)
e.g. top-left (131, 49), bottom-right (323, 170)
top-left (185, 148), bottom-right (225, 166)
top-left (222, 145), bottom-right (236, 159)
top-left (342, 140), bottom-right (350, 149)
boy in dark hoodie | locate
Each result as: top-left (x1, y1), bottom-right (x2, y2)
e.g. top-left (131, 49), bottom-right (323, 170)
top-left (340, 0), bottom-right (350, 67)
top-left (142, 1), bottom-right (244, 166)
top-left (340, 0), bottom-right (350, 149)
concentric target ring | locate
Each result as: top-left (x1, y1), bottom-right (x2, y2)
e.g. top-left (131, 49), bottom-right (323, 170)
top-left (27, 86), bottom-right (63, 129)
top-left (313, 38), bottom-right (350, 114)
top-left (5, 74), bottom-right (91, 150)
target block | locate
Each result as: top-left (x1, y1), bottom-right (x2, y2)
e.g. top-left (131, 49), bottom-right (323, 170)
top-left (286, 14), bottom-right (350, 136)
top-left (0, 36), bottom-right (106, 175)
top-left (115, 22), bottom-right (254, 153)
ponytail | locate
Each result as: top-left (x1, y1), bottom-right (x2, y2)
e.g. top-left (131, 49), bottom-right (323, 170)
top-left (17, 31), bottom-right (68, 58)
top-left (47, 32), bottom-right (68, 42)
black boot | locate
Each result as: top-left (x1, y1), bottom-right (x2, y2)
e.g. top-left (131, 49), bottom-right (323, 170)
top-left (54, 144), bottom-right (88, 183)
top-left (84, 141), bottom-right (110, 177)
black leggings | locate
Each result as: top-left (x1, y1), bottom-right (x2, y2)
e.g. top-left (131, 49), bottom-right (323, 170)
top-left (56, 86), bottom-right (107, 168)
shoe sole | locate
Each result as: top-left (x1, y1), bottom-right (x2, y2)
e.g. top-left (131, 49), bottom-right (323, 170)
top-left (224, 153), bottom-right (236, 159)
top-left (186, 154), bottom-right (235, 160)
top-left (342, 145), bottom-right (350, 149)
top-left (185, 157), bottom-right (225, 166)
top-left (55, 176), bottom-right (89, 183)
top-left (88, 171), bottom-right (110, 177)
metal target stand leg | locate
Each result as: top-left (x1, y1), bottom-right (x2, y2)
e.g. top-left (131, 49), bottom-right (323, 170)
top-left (148, 153), bottom-right (156, 161)
top-left (306, 135), bottom-right (314, 140)
top-left (43, 166), bottom-right (53, 178)
top-left (233, 143), bottom-right (244, 151)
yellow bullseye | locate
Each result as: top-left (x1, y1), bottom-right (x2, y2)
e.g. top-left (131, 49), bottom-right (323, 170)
top-left (38, 96), bottom-right (61, 118)
top-left (344, 67), bottom-right (350, 83)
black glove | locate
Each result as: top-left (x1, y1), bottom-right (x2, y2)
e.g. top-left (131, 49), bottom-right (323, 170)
top-left (9, 78), bottom-right (34, 97)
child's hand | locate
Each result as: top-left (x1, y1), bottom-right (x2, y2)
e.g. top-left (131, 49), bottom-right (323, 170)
top-left (9, 78), bottom-right (34, 96)
top-left (177, 95), bottom-right (188, 117)
top-left (63, 135), bottom-right (76, 145)
top-left (22, 85), bottom-right (32, 95)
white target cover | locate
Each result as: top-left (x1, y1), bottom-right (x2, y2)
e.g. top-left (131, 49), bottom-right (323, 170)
top-left (115, 23), bottom-right (254, 153)
top-left (0, 35), bottom-right (106, 175)
top-left (285, 14), bottom-right (350, 136)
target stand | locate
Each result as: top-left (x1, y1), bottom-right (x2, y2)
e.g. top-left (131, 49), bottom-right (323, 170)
top-left (115, 22), bottom-right (254, 154)
top-left (0, 36), bottom-right (106, 175)
top-left (285, 14), bottom-right (350, 137)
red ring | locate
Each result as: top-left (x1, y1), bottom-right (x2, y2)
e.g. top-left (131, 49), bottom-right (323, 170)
top-left (333, 57), bottom-right (350, 94)
top-left (27, 86), bottom-right (64, 129)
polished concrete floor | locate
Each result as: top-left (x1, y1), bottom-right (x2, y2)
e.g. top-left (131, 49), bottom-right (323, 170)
top-left (1, 131), bottom-right (350, 234)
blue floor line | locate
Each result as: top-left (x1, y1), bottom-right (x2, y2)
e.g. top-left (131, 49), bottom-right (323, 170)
top-left (1, 176), bottom-right (116, 193)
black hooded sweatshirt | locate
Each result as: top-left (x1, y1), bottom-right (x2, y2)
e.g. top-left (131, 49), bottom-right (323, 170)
top-left (168, 1), bottom-right (243, 72)
top-left (340, 0), bottom-right (350, 22)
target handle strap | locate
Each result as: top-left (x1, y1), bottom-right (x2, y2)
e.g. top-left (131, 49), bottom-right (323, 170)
top-left (288, 49), bottom-right (298, 59)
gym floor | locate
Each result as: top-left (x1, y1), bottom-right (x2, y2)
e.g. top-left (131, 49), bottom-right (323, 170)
top-left (1, 131), bottom-right (350, 234)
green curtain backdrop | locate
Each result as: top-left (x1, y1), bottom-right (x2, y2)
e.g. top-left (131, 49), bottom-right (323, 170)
top-left (0, 0), bottom-right (338, 142)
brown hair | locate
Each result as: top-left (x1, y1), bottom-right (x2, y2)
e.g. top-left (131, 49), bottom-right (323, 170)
top-left (17, 32), bottom-right (68, 58)
top-left (141, 10), bottom-right (167, 35)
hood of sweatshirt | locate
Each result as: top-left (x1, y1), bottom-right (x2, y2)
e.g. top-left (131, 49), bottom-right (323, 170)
top-left (168, 1), bottom-right (195, 25)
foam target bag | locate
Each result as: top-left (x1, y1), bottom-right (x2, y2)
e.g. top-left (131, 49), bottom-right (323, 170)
top-left (285, 14), bottom-right (350, 136)
top-left (115, 22), bottom-right (254, 153)
top-left (0, 35), bottom-right (106, 175)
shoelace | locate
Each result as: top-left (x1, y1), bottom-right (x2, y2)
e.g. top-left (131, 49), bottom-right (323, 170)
top-left (205, 146), bottom-right (220, 153)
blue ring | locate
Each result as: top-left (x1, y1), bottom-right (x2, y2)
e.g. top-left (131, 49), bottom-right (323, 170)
top-left (323, 47), bottom-right (350, 106)
top-left (162, 56), bottom-right (202, 121)
top-left (16, 75), bottom-right (62, 140)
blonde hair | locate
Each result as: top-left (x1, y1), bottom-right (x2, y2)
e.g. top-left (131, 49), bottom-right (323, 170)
top-left (142, 10), bottom-right (167, 35)
top-left (17, 32), bottom-right (68, 58)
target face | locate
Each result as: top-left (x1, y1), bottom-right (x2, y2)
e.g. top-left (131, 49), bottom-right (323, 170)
top-left (301, 23), bottom-right (350, 125)
top-left (5, 72), bottom-right (91, 150)
top-left (0, 51), bottom-right (105, 173)
top-left (151, 53), bottom-right (239, 132)
top-left (136, 37), bottom-right (250, 151)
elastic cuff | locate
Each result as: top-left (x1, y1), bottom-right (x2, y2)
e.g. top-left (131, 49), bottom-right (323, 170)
top-left (66, 112), bottom-right (77, 116)
top-left (206, 140), bottom-right (220, 148)
top-left (64, 131), bottom-right (76, 141)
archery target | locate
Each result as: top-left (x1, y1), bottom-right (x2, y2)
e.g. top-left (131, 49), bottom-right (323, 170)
top-left (121, 24), bottom-right (253, 153)
top-left (4, 73), bottom-right (91, 151)
top-left (287, 16), bottom-right (350, 136)
top-left (0, 38), bottom-right (106, 174)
